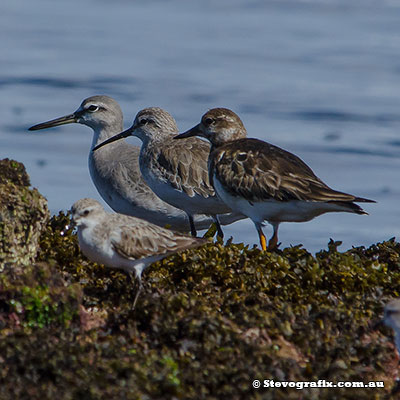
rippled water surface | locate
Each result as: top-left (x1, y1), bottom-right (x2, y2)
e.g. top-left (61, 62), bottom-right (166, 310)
top-left (1, 0), bottom-right (399, 252)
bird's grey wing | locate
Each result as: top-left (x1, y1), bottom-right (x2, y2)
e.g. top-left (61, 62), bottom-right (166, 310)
top-left (110, 218), bottom-right (206, 260)
top-left (108, 144), bottom-right (159, 198)
top-left (153, 137), bottom-right (215, 198)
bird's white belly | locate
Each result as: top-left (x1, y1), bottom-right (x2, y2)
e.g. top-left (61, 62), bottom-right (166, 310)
top-left (77, 227), bottom-right (170, 278)
top-left (78, 228), bottom-right (135, 273)
top-left (213, 178), bottom-right (347, 224)
top-left (77, 228), bottom-right (115, 266)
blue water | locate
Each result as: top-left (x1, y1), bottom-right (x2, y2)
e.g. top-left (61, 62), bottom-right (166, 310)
top-left (1, 0), bottom-right (399, 252)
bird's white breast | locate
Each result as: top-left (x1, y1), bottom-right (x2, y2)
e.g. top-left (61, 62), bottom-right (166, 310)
top-left (213, 176), bottom-right (354, 224)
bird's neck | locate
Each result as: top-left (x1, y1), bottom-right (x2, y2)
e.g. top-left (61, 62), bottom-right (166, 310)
top-left (90, 124), bottom-right (124, 151)
top-left (139, 131), bottom-right (172, 150)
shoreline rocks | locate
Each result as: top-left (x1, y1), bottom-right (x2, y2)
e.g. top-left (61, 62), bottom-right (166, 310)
top-left (0, 159), bottom-right (49, 270)
top-left (1, 158), bottom-right (399, 399)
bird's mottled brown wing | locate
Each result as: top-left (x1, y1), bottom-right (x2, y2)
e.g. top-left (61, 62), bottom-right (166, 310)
top-left (110, 216), bottom-right (207, 260)
top-left (211, 138), bottom-right (367, 203)
top-left (146, 137), bottom-right (215, 198)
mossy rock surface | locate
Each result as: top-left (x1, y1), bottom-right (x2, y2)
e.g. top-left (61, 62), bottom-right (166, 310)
top-left (1, 160), bottom-right (399, 399)
top-left (0, 209), bottom-right (398, 399)
top-left (0, 158), bottom-right (49, 268)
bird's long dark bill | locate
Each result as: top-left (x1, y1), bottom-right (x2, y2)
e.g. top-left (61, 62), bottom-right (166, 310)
top-left (174, 124), bottom-right (202, 139)
top-left (28, 113), bottom-right (77, 131)
top-left (92, 128), bottom-right (132, 151)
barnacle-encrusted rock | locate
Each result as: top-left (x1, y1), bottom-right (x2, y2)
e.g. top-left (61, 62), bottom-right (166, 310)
top-left (0, 158), bottom-right (49, 269)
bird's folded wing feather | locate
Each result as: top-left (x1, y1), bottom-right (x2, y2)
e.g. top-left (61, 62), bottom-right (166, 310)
top-left (212, 138), bottom-right (361, 203)
top-left (110, 219), bottom-right (205, 260)
top-left (150, 138), bottom-right (215, 198)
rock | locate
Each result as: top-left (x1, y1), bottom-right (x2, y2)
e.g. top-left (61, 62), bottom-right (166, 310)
top-left (0, 159), bottom-right (49, 269)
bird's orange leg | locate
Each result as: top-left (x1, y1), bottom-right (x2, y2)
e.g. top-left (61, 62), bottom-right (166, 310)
top-left (255, 222), bottom-right (267, 251)
top-left (260, 232), bottom-right (267, 251)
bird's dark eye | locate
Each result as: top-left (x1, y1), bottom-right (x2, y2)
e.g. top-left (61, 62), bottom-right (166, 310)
top-left (204, 117), bottom-right (213, 125)
top-left (83, 210), bottom-right (90, 216)
top-left (87, 105), bottom-right (99, 112)
top-left (139, 118), bottom-right (148, 125)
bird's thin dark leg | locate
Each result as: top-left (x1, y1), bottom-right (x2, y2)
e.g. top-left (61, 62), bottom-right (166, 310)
top-left (203, 223), bottom-right (217, 238)
top-left (188, 214), bottom-right (197, 237)
top-left (213, 215), bottom-right (224, 239)
top-left (124, 272), bottom-right (138, 307)
top-left (125, 271), bottom-right (133, 285)
top-left (267, 224), bottom-right (278, 251)
top-left (132, 278), bottom-right (142, 310)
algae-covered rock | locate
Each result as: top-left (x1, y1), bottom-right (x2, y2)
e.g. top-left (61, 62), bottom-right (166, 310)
top-left (0, 158), bottom-right (49, 269)
top-left (0, 261), bottom-right (82, 335)
top-left (31, 213), bottom-right (400, 399)
top-left (1, 159), bottom-right (399, 399)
